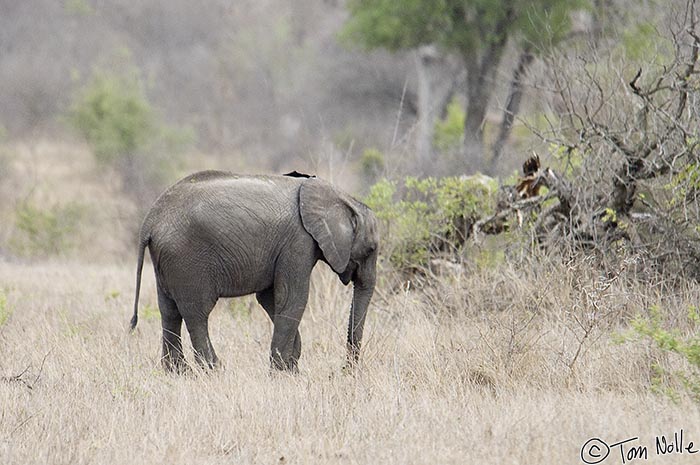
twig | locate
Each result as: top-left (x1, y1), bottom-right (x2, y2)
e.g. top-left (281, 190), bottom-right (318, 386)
top-left (2, 350), bottom-right (51, 390)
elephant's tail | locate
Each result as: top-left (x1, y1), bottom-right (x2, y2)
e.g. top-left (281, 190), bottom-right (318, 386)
top-left (130, 233), bottom-right (150, 332)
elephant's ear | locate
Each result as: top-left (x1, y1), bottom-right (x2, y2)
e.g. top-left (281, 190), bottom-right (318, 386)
top-left (299, 179), bottom-right (354, 274)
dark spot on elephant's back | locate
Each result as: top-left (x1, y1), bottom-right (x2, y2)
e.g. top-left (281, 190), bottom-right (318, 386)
top-left (283, 170), bottom-right (315, 178)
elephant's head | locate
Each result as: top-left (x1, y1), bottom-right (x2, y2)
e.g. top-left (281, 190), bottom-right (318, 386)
top-left (299, 178), bottom-right (379, 364)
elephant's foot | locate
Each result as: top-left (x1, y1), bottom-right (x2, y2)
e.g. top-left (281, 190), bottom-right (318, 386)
top-left (193, 350), bottom-right (221, 371)
top-left (270, 351), bottom-right (299, 373)
top-left (161, 350), bottom-right (189, 374)
top-left (343, 348), bottom-right (361, 370)
top-left (161, 341), bottom-right (188, 374)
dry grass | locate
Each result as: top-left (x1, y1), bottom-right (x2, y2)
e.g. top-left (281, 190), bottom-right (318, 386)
top-left (1, 259), bottom-right (700, 465)
top-left (1, 142), bottom-right (698, 463)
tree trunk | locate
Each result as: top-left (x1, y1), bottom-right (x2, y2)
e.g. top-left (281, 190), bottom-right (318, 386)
top-left (463, 48), bottom-right (487, 172)
top-left (489, 47), bottom-right (535, 174)
top-left (413, 46), bottom-right (466, 175)
top-left (414, 48), bottom-right (434, 170)
top-left (464, 42), bottom-right (507, 173)
top-left (461, 13), bottom-right (512, 174)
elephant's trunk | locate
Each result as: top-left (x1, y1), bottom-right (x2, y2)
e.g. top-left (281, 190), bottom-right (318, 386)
top-left (346, 255), bottom-right (376, 365)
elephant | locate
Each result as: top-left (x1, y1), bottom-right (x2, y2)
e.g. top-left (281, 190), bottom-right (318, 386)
top-left (130, 170), bottom-right (379, 372)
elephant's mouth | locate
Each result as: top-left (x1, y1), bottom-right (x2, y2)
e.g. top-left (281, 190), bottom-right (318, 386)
top-left (339, 261), bottom-right (358, 285)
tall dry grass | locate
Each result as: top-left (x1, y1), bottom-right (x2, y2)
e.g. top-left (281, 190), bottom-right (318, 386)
top-left (1, 257), bottom-right (699, 464)
top-left (0, 141), bottom-right (698, 464)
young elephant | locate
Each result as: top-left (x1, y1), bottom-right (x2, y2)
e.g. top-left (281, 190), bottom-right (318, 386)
top-left (130, 171), bottom-right (379, 372)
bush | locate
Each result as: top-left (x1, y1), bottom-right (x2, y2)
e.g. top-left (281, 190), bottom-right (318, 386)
top-left (622, 306), bottom-right (700, 402)
top-left (9, 201), bottom-right (84, 257)
top-left (360, 148), bottom-right (385, 183)
top-left (364, 174), bottom-right (497, 272)
top-left (70, 70), bottom-right (154, 166)
top-left (433, 99), bottom-right (465, 153)
top-left (69, 66), bottom-right (193, 197)
top-left (511, 5), bottom-right (700, 281)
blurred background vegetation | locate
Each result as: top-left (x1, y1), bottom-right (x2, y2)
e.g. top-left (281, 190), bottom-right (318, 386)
top-left (0, 0), bottom-right (694, 266)
top-left (0, 0), bottom-right (699, 398)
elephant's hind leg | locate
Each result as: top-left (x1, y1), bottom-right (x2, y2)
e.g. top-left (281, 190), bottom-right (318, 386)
top-left (181, 298), bottom-right (220, 369)
top-left (157, 286), bottom-right (186, 373)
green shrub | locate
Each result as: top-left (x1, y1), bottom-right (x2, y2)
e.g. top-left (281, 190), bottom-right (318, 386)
top-left (364, 178), bottom-right (432, 270)
top-left (69, 67), bottom-right (193, 192)
top-left (433, 99), bottom-right (465, 152)
top-left (621, 306), bottom-right (700, 401)
top-left (70, 70), bottom-right (154, 165)
top-left (10, 201), bottom-right (84, 257)
top-left (364, 174), bottom-right (497, 271)
top-left (360, 148), bottom-right (385, 182)
top-left (621, 22), bottom-right (673, 65)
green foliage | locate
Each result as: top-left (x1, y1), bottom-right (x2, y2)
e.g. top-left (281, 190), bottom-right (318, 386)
top-left (549, 142), bottom-right (584, 177)
top-left (365, 179), bottom-right (432, 269)
top-left (342, 0), bottom-right (581, 164)
top-left (621, 22), bottom-right (673, 64)
top-left (342, 0), bottom-right (581, 55)
top-left (64, 0), bottom-right (94, 15)
top-left (226, 299), bottom-right (254, 320)
top-left (141, 304), bottom-right (160, 322)
top-left (433, 99), bottom-right (465, 152)
top-left (360, 148), bottom-right (385, 181)
top-left (10, 201), bottom-right (85, 257)
top-left (364, 175), bottom-right (497, 271)
top-left (601, 207), bottom-right (618, 225)
top-left (0, 289), bottom-right (11, 327)
top-left (516, 0), bottom-right (584, 51)
top-left (69, 67), bottom-right (193, 187)
top-left (622, 306), bottom-right (700, 402)
top-left (105, 290), bottom-right (121, 301)
top-left (340, 0), bottom-right (451, 51)
top-left (70, 70), bottom-right (155, 165)
top-left (667, 161), bottom-right (700, 207)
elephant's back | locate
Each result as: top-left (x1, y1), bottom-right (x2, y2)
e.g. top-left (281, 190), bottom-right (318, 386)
top-left (144, 170), bottom-right (307, 253)
top-left (175, 170), bottom-right (238, 185)
top-left (168, 171), bottom-right (303, 200)
top-left (148, 172), bottom-right (301, 217)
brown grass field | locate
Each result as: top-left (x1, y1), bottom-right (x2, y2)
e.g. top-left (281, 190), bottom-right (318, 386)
top-left (1, 143), bottom-right (700, 464)
top-left (1, 259), bottom-right (700, 465)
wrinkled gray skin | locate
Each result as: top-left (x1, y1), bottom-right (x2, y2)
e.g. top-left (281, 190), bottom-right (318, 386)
top-left (130, 171), bottom-right (379, 372)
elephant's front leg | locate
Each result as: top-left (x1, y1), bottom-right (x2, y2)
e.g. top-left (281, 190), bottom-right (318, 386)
top-left (256, 288), bottom-right (302, 364)
top-left (270, 276), bottom-right (310, 371)
top-left (186, 317), bottom-right (219, 369)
